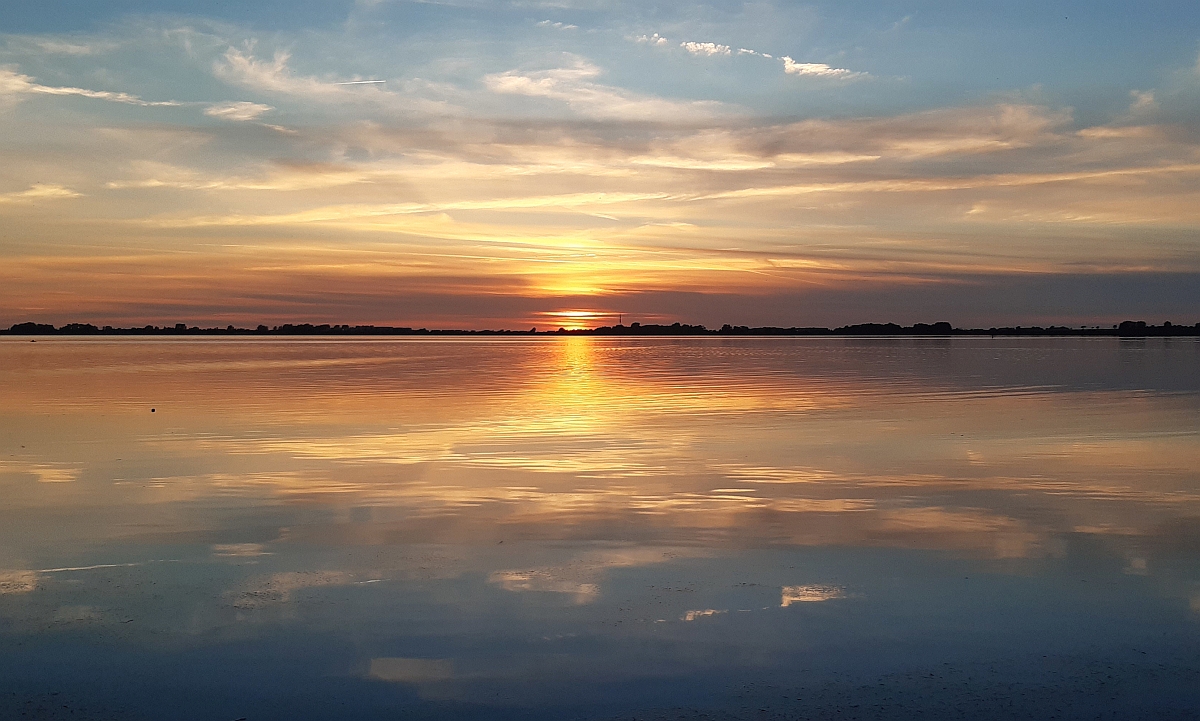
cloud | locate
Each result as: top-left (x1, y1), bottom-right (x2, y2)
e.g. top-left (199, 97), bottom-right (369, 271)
top-left (33, 40), bottom-right (119, 56)
top-left (0, 68), bottom-right (31, 96)
top-left (696, 163), bottom-right (1200, 203)
top-left (215, 48), bottom-right (329, 97)
top-left (730, 47), bottom-right (774, 58)
top-left (216, 47), bottom-right (386, 103)
top-left (781, 57), bottom-right (864, 79)
top-left (105, 161), bottom-right (373, 192)
top-left (1128, 90), bottom-right (1158, 115)
top-left (211, 543), bottom-right (271, 557)
top-left (681, 608), bottom-right (725, 621)
top-left (0, 460), bottom-right (82, 482)
top-left (681, 41), bottom-right (731, 57)
top-left (734, 103), bottom-right (1070, 161)
top-left (668, 47), bottom-right (857, 77)
top-left (781, 585), bottom-right (845, 606)
top-left (146, 189), bottom-right (675, 228)
top-left (1076, 125), bottom-right (1158, 140)
top-left (484, 58), bottom-right (727, 120)
top-left (536, 20), bottom-right (578, 30)
top-left (0, 570), bottom-right (40, 594)
top-left (227, 571), bottom-right (359, 608)
top-left (0, 184), bottom-right (82, 203)
top-left (0, 67), bottom-right (183, 107)
top-left (635, 33), bottom-right (669, 46)
top-left (212, 47), bottom-right (450, 116)
top-left (489, 570), bottom-right (600, 602)
top-left (204, 100), bottom-right (273, 121)
top-left (488, 548), bottom-right (688, 605)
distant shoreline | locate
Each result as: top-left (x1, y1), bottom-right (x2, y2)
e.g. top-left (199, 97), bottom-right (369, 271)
top-left (4, 320), bottom-right (1198, 337)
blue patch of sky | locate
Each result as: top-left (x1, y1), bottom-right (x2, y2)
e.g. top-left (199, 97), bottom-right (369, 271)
top-left (1, 0), bottom-right (360, 33)
top-left (5, 1), bottom-right (1200, 123)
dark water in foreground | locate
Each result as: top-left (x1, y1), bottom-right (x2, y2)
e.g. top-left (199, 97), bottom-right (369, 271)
top-left (1, 337), bottom-right (1198, 720)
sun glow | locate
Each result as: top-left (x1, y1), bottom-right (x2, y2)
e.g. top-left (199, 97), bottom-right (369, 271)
top-left (537, 310), bottom-right (621, 330)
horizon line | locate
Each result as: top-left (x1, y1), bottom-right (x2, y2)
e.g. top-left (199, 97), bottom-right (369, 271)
top-left (4, 320), bottom-right (1198, 338)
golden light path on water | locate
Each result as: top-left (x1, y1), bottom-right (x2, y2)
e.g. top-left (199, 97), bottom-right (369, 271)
top-left (0, 337), bottom-right (1198, 718)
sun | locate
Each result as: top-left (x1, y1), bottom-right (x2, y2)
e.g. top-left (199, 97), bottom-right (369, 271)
top-left (536, 310), bottom-right (620, 331)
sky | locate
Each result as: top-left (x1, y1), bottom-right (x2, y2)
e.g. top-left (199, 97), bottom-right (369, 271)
top-left (2, 1), bottom-right (1200, 329)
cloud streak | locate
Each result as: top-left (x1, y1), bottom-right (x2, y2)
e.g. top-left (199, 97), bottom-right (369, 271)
top-left (484, 58), bottom-right (727, 119)
top-left (0, 184), bottom-right (82, 203)
top-left (0, 67), bottom-right (183, 107)
top-left (203, 100), bottom-right (273, 121)
top-left (646, 40), bottom-right (862, 79)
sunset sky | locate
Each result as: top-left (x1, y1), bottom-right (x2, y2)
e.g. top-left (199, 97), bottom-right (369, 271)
top-left (3, 1), bottom-right (1200, 329)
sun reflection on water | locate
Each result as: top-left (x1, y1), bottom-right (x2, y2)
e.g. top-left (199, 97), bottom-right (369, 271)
top-left (2, 338), bottom-right (1198, 560)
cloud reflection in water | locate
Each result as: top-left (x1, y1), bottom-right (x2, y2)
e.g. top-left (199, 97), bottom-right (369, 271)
top-left (0, 337), bottom-right (1198, 718)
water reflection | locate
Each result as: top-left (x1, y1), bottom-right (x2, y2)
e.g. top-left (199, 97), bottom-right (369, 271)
top-left (0, 337), bottom-right (1198, 719)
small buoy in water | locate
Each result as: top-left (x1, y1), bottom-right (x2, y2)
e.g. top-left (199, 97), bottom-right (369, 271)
top-left (151, 408), bottom-right (155, 412)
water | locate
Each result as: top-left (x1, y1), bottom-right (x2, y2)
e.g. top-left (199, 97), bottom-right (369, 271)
top-left (1, 337), bottom-right (1198, 719)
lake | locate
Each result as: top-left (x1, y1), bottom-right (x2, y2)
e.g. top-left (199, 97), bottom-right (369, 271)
top-left (1, 337), bottom-right (1198, 719)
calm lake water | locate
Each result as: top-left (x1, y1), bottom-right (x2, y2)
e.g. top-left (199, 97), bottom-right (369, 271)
top-left (1, 337), bottom-right (1198, 720)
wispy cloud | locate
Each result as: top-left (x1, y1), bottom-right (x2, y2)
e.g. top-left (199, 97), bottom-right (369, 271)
top-left (0, 184), bottom-right (82, 203)
top-left (536, 20), bottom-right (577, 30)
top-left (1128, 90), bottom-right (1158, 115)
top-left (215, 48), bottom-right (341, 98)
top-left (0, 67), bottom-right (183, 106)
top-left (212, 47), bottom-right (450, 116)
top-left (696, 163), bottom-right (1200, 202)
top-left (484, 58), bottom-right (727, 120)
top-left (0, 65), bottom-right (281, 125)
top-left (203, 100), bottom-right (274, 121)
top-left (737, 48), bottom-right (772, 58)
top-left (32, 39), bottom-right (120, 56)
top-left (145, 189), bottom-right (677, 228)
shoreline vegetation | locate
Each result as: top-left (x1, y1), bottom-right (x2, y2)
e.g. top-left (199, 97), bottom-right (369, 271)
top-left (5, 320), bottom-right (1199, 337)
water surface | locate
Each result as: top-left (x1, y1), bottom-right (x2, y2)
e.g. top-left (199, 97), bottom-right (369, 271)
top-left (1, 337), bottom-right (1198, 719)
